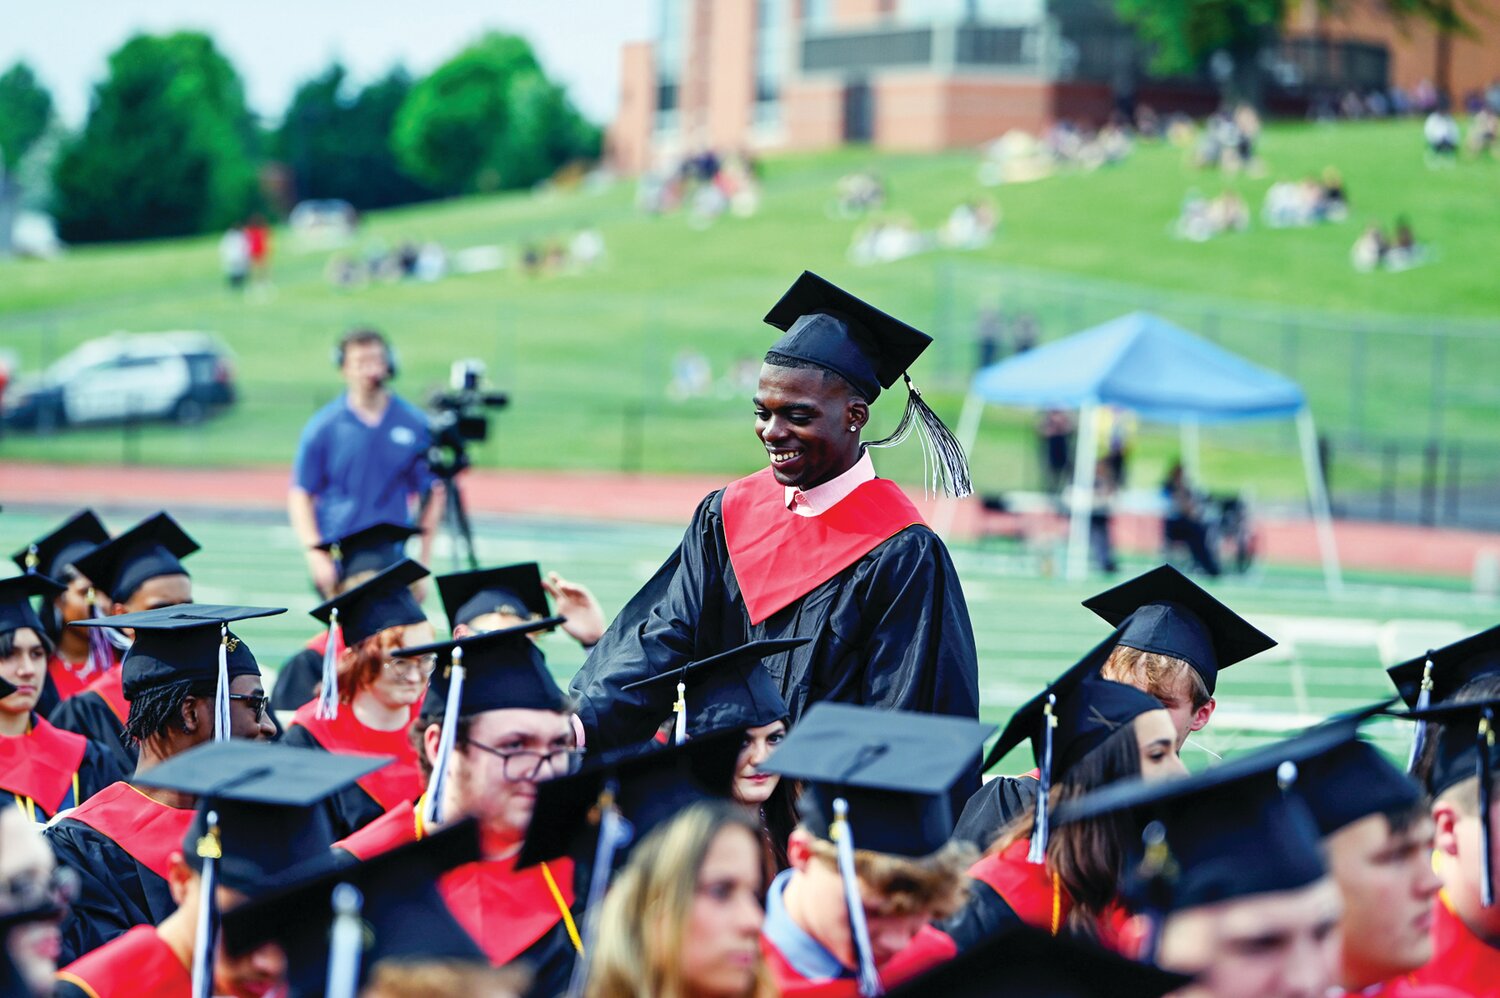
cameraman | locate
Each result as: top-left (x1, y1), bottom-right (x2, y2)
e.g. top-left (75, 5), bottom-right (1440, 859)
top-left (288, 328), bottom-right (444, 597)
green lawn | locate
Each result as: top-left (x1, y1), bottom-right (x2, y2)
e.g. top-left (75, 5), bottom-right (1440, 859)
top-left (3, 119), bottom-right (1498, 502)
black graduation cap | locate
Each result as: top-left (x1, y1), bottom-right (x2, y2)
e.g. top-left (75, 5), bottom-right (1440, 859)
top-left (882, 924), bottom-right (1193, 998)
top-left (70, 511), bottom-right (200, 602)
top-left (517, 727), bottom-right (745, 870)
top-left (0, 572), bottom-right (65, 638)
top-left (310, 558), bottom-right (429, 646)
top-left (315, 522), bottom-right (420, 583)
top-left (1298, 736), bottom-right (1422, 837)
top-left (435, 562), bottom-right (550, 631)
top-left (761, 702), bottom-right (994, 858)
top-left (134, 741), bottom-right (389, 894)
top-left (221, 820), bottom-right (487, 995)
top-left (620, 637), bottom-right (806, 737)
top-left (73, 603), bottom-right (283, 699)
top-left (1082, 564), bottom-right (1276, 695)
top-left (398, 617), bottom-right (569, 715)
top-left (1387, 625), bottom-right (1500, 710)
top-left (11, 509), bottom-right (109, 580)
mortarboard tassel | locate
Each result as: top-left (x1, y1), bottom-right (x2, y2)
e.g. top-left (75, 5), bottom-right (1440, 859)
top-left (213, 624), bottom-right (231, 742)
top-left (83, 589), bottom-right (115, 682)
top-left (422, 647), bottom-right (465, 828)
top-left (674, 679), bottom-right (689, 746)
top-left (832, 797), bottom-right (884, 997)
top-left (1479, 708), bottom-right (1495, 908)
top-left (867, 374), bottom-right (972, 499)
top-left (190, 810), bottom-right (222, 998)
top-left (22, 544), bottom-right (38, 574)
top-left (566, 780), bottom-right (635, 998)
top-left (324, 882), bottom-right (365, 998)
top-left (1406, 652), bottom-right (1435, 775)
top-left (1027, 694), bottom-right (1058, 864)
top-left (1133, 821), bottom-right (1177, 964)
top-left (315, 607), bottom-right (343, 721)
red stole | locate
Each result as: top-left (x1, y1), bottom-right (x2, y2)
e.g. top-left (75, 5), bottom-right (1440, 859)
top-left (439, 853), bottom-right (576, 966)
top-left (969, 838), bottom-right (1070, 934)
top-left (64, 782), bottom-right (195, 880)
top-left (82, 665), bottom-right (130, 725)
top-left (761, 924), bottom-right (955, 996)
top-left (336, 799), bottom-right (421, 861)
top-left (1408, 892), bottom-right (1500, 996)
top-left (47, 654), bottom-right (94, 702)
top-left (289, 702), bottom-right (424, 811)
top-left (0, 715), bottom-right (88, 815)
top-left (722, 467), bottom-right (924, 625)
top-left (57, 924), bottom-right (192, 998)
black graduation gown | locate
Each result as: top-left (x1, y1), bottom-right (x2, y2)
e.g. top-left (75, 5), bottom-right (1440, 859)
top-left (953, 775), bottom-right (1041, 849)
top-left (280, 723), bottom-right (391, 840)
top-left (270, 645), bottom-right (322, 713)
top-left (49, 688), bottom-right (137, 776)
top-left (570, 487), bottom-right (982, 805)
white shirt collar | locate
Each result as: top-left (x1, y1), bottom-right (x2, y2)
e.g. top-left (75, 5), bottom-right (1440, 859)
top-left (785, 450), bottom-right (876, 517)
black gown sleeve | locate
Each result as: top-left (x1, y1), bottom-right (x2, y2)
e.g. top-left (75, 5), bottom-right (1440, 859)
top-left (35, 671), bottom-right (62, 719)
top-left (49, 693), bottom-right (137, 777)
top-left (952, 777), bottom-right (1041, 850)
top-left (937, 878), bottom-right (1024, 953)
top-left (271, 647), bottom-right (323, 713)
top-left (75, 742), bottom-right (131, 804)
top-left (279, 725), bottom-right (382, 839)
top-left (514, 921), bottom-right (579, 998)
top-left (45, 820), bottom-right (175, 965)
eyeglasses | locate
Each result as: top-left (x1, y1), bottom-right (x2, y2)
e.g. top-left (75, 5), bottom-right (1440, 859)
top-left (459, 740), bottom-right (584, 782)
top-left (383, 655), bottom-right (438, 678)
top-left (227, 693), bottom-right (270, 722)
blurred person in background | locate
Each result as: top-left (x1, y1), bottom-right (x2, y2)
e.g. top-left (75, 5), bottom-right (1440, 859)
top-left (1, 806), bottom-right (71, 997)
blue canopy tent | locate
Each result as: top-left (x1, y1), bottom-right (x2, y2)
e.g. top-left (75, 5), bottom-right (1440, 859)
top-left (952, 312), bottom-right (1341, 589)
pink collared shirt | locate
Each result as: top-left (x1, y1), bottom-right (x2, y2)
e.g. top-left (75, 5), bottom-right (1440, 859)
top-left (785, 450), bottom-right (876, 517)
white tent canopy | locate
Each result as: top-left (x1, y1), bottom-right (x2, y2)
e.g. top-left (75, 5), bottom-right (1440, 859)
top-left (953, 311), bottom-right (1342, 590)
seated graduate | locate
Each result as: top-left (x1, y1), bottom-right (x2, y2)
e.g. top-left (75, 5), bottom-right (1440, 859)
top-left (619, 637), bottom-right (808, 868)
top-left (49, 513), bottom-right (202, 775)
top-left (45, 605), bottom-right (280, 964)
top-left (337, 618), bottom-right (587, 997)
top-left (585, 799), bottom-right (776, 998)
top-left (754, 703), bottom-right (990, 995)
top-left (942, 629), bottom-right (1183, 949)
top-left (0, 575), bottom-right (125, 822)
top-left (519, 726), bottom-right (746, 998)
top-left (0, 804), bottom-right (71, 998)
top-left (1294, 718), bottom-right (1444, 997)
top-left (1053, 726), bottom-right (1351, 998)
top-left (284, 559), bottom-right (433, 838)
top-left (271, 522), bottom-right (419, 715)
top-left (438, 561), bottom-right (606, 648)
top-left (55, 740), bottom-right (385, 998)
top-left (10, 510), bottom-right (113, 717)
top-left (954, 564), bottom-right (1274, 848)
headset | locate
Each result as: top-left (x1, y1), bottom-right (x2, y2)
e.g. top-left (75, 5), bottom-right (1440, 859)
top-left (333, 328), bottom-right (398, 382)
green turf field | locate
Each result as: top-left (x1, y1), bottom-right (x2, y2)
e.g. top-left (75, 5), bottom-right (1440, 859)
top-left (3, 119), bottom-right (1498, 503)
top-left (5, 504), bottom-right (1493, 771)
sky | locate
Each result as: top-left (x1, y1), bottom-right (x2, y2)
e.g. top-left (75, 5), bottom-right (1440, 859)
top-left (2, 1), bottom-right (657, 127)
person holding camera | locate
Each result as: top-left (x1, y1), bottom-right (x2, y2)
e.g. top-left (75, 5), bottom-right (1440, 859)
top-left (288, 328), bottom-right (444, 598)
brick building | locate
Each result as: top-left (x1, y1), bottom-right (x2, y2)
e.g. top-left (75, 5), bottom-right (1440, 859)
top-left (608, 0), bottom-right (1500, 173)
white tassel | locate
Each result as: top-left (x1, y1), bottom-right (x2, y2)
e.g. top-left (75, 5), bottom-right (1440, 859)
top-left (422, 647), bottom-right (465, 828)
top-left (214, 624), bottom-right (231, 742)
top-left (190, 810), bottom-right (221, 998)
top-left (325, 883), bottom-right (365, 998)
top-left (1406, 653), bottom-right (1435, 775)
top-left (833, 798), bottom-right (884, 996)
top-left (566, 782), bottom-right (635, 998)
top-left (674, 680), bottom-right (688, 746)
top-left (316, 608), bottom-right (343, 721)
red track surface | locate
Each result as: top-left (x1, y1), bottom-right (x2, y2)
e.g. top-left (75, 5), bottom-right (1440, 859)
top-left (4, 461), bottom-right (1496, 579)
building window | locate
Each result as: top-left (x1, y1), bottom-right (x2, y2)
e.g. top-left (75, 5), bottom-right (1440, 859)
top-left (802, 0), bottom-right (831, 28)
top-left (656, 0), bottom-right (685, 132)
top-left (755, 0), bottom-right (788, 127)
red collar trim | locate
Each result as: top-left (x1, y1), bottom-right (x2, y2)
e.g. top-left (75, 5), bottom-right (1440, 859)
top-left (64, 782), bottom-right (195, 880)
top-left (0, 716), bottom-right (88, 814)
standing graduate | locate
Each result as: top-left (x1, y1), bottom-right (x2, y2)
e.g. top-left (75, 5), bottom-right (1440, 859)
top-left (571, 271), bottom-right (980, 798)
top-left (44, 605), bottom-right (280, 964)
top-left (283, 559), bottom-right (433, 838)
top-left (10, 510), bottom-right (113, 717)
top-left (48, 513), bottom-right (201, 774)
top-left (0, 574), bottom-right (124, 823)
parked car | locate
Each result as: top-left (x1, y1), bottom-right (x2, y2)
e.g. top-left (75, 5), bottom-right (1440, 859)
top-left (1, 331), bottom-right (236, 432)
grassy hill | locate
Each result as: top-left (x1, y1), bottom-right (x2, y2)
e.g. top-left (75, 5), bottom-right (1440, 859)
top-left (3, 119), bottom-right (1498, 501)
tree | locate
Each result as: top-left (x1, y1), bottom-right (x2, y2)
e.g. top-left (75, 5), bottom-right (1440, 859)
top-left (51, 32), bottom-right (260, 243)
top-left (277, 64), bottom-right (433, 210)
top-left (392, 33), bottom-right (600, 195)
top-left (0, 62), bottom-right (53, 255)
top-left (1112, 0), bottom-right (1284, 103)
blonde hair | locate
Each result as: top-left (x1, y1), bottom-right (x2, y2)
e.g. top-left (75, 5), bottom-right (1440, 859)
top-left (803, 836), bottom-right (975, 920)
top-left (361, 959), bottom-right (528, 997)
top-left (1101, 644), bottom-right (1210, 710)
top-left (585, 802), bottom-right (778, 998)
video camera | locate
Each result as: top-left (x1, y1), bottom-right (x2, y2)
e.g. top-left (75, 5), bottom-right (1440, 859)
top-left (427, 359), bottom-right (508, 478)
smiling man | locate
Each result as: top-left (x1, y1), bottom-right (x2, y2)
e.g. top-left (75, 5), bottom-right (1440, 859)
top-left (571, 272), bottom-right (980, 801)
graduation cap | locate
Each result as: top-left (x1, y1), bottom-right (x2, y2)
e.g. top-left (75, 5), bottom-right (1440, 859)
top-left (435, 562), bottom-right (550, 631)
top-left (620, 637), bottom-right (806, 741)
top-left (71, 511), bottom-right (200, 603)
top-left (11, 509), bottom-right (109, 580)
top-left (986, 628), bottom-right (1166, 861)
top-left (1298, 736), bottom-right (1422, 837)
top-left (221, 820), bottom-right (487, 997)
top-left (882, 924), bottom-right (1193, 998)
top-left (1387, 626), bottom-right (1500, 771)
top-left (764, 271), bottom-right (971, 497)
top-left (0, 572), bottom-right (65, 638)
top-left (308, 559), bottom-right (430, 721)
top-left (1082, 564), bottom-right (1276, 695)
top-left (316, 522), bottom-right (420, 583)
top-left (393, 618), bottom-right (569, 827)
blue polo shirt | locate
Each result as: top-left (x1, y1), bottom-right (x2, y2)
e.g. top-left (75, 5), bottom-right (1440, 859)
top-left (292, 393), bottom-right (436, 540)
top-left (762, 868), bottom-right (848, 982)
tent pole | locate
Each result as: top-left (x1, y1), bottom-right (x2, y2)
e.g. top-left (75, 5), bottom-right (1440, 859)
top-left (935, 390), bottom-right (986, 537)
top-left (1180, 415), bottom-right (1201, 482)
top-left (1066, 402), bottom-right (1099, 581)
top-left (1296, 407), bottom-right (1343, 594)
